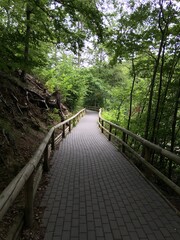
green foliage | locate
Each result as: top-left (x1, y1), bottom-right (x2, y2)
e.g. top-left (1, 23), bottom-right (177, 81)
top-left (101, 0), bottom-right (180, 155)
top-left (0, 0), bottom-right (179, 161)
top-left (36, 54), bottom-right (88, 111)
top-left (48, 111), bottom-right (61, 124)
top-left (0, 0), bottom-right (103, 75)
top-left (84, 73), bottom-right (106, 107)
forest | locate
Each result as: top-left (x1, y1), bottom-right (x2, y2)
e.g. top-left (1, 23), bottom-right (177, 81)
top-left (0, 0), bottom-right (179, 180)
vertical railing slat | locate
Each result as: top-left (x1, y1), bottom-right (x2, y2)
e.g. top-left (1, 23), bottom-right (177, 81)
top-left (109, 124), bottom-right (112, 141)
top-left (25, 173), bottom-right (34, 227)
top-left (43, 144), bottom-right (49, 172)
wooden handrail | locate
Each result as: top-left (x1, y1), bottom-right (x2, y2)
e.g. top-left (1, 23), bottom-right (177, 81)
top-left (98, 109), bottom-right (180, 196)
top-left (0, 108), bottom-right (85, 226)
top-left (86, 106), bottom-right (100, 111)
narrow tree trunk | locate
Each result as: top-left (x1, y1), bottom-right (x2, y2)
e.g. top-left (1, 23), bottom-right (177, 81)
top-left (156, 53), bottom-right (180, 139)
top-left (116, 100), bottom-right (124, 121)
top-left (77, 21), bottom-right (82, 67)
top-left (127, 57), bottom-right (136, 131)
top-left (151, 43), bottom-right (166, 143)
top-left (169, 78), bottom-right (180, 178)
top-left (144, 3), bottom-right (167, 141)
top-left (21, 3), bottom-right (31, 82)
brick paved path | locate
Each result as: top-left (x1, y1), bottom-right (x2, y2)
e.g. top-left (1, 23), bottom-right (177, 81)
top-left (41, 110), bottom-right (180, 240)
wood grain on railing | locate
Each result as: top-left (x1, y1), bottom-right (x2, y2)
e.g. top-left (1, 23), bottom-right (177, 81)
top-left (98, 109), bottom-right (180, 196)
top-left (0, 108), bottom-right (85, 228)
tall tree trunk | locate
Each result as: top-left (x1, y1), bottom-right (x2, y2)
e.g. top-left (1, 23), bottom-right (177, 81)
top-left (127, 57), bottom-right (136, 131)
top-left (116, 100), bottom-right (123, 122)
top-left (144, 2), bottom-right (167, 141)
top-left (21, 3), bottom-right (32, 82)
top-left (150, 43), bottom-right (166, 143)
top-left (168, 78), bottom-right (180, 178)
top-left (156, 53), bottom-right (180, 142)
top-left (77, 21), bottom-right (82, 67)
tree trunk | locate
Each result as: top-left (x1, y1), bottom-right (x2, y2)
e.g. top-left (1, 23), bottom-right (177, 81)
top-left (21, 3), bottom-right (32, 82)
top-left (168, 78), bottom-right (180, 178)
top-left (52, 90), bottom-right (65, 122)
top-left (77, 21), bottom-right (82, 67)
top-left (144, 2), bottom-right (167, 141)
top-left (156, 53), bottom-right (180, 140)
top-left (127, 57), bottom-right (136, 131)
top-left (116, 100), bottom-right (123, 122)
top-left (150, 42), bottom-right (166, 143)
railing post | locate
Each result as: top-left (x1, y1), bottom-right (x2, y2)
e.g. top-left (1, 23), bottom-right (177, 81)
top-left (144, 147), bottom-right (151, 162)
top-left (101, 120), bottom-right (104, 133)
top-left (43, 145), bottom-right (49, 172)
top-left (25, 172), bottom-right (34, 227)
top-left (115, 128), bottom-right (117, 136)
top-left (69, 120), bottom-right (72, 132)
top-left (144, 147), bottom-right (153, 179)
top-left (73, 118), bottom-right (76, 127)
top-left (122, 132), bottom-right (126, 153)
top-left (108, 124), bottom-right (112, 141)
top-left (51, 131), bottom-right (55, 150)
top-left (62, 124), bottom-right (66, 138)
top-left (168, 160), bottom-right (172, 179)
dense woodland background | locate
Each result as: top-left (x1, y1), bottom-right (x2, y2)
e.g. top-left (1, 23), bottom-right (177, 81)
top-left (0, 0), bottom-right (180, 182)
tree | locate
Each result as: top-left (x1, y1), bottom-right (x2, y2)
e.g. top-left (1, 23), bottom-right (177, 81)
top-left (36, 54), bottom-right (88, 111)
top-left (0, 0), bottom-right (104, 79)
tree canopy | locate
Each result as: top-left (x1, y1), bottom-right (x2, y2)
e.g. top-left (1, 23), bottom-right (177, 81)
top-left (1, 0), bottom-right (180, 175)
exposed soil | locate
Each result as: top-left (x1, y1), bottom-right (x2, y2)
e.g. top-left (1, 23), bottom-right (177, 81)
top-left (0, 72), bottom-right (67, 239)
top-left (1, 73), bottom-right (47, 190)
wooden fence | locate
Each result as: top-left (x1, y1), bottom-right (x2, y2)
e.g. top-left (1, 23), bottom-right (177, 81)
top-left (98, 109), bottom-right (180, 196)
top-left (86, 106), bottom-right (100, 111)
top-left (0, 108), bottom-right (86, 229)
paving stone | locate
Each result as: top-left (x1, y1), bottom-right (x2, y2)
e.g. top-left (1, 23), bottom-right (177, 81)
top-left (96, 227), bottom-right (104, 237)
top-left (159, 227), bottom-right (171, 237)
top-left (88, 231), bottom-right (96, 240)
top-left (46, 222), bottom-right (55, 232)
top-left (110, 220), bottom-right (119, 230)
top-left (87, 221), bottom-right (95, 231)
top-left (147, 234), bottom-right (158, 240)
top-left (61, 231), bottom-right (70, 240)
top-left (44, 232), bottom-right (53, 240)
top-left (79, 233), bottom-right (88, 240)
top-left (72, 218), bottom-right (79, 227)
top-left (80, 223), bottom-right (87, 233)
top-left (103, 223), bottom-right (111, 233)
top-left (112, 229), bottom-right (121, 239)
top-left (53, 237), bottom-right (61, 240)
top-left (95, 219), bottom-right (102, 227)
top-left (80, 215), bottom-right (86, 223)
top-left (63, 221), bottom-right (71, 231)
top-left (104, 233), bottom-right (114, 240)
top-left (71, 227), bottom-right (79, 237)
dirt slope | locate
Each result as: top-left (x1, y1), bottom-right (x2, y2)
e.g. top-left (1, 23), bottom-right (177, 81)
top-left (0, 72), bottom-right (62, 193)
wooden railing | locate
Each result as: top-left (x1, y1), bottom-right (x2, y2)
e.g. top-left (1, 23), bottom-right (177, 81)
top-left (0, 108), bottom-right (86, 228)
top-left (86, 106), bottom-right (100, 111)
top-left (98, 109), bottom-right (180, 196)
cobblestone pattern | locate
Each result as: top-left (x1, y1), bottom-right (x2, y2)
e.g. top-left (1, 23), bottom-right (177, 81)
top-left (41, 110), bottom-right (180, 240)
